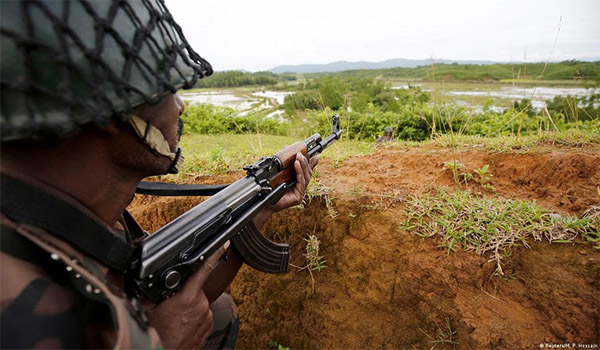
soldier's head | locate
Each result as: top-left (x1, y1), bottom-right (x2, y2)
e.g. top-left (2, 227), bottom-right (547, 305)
top-left (0, 0), bottom-right (212, 176)
top-left (384, 127), bottom-right (394, 137)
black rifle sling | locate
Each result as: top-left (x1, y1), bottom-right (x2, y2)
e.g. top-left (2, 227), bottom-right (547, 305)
top-left (0, 174), bottom-right (135, 273)
top-left (136, 181), bottom-right (230, 196)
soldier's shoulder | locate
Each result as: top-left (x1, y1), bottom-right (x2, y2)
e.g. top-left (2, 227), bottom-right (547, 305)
top-left (1, 251), bottom-right (88, 348)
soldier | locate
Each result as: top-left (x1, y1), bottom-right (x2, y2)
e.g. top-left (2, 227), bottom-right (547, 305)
top-left (376, 127), bottom-right (395, 144)
top-left (0, 1), bottom-right (317, 348)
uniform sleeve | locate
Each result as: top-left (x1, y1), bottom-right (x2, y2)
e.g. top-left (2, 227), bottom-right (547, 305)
top-left (1, 277), bottom-right (86, 349)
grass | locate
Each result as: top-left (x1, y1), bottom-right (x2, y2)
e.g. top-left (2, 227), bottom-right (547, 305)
top-left (167, 134), bottom-right (375, 181)
top-left (418, 317), bottom-right (459, 350)
top-left (402, 189), bottom-right (600, 276)
top-left (156, 130), bottom-right (599, 185)
top-left (387, 129), bottom-right (600, 152)
top-left (301, 178), bottom-right (338, 220)
top-left (290, 233), bottom-right (327, 294)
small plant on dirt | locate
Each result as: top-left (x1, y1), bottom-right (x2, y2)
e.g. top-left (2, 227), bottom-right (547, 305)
top-left (419, 317), bottom-right (458, 350)
top-left (473, 164), bottom-right (491, 184)
top-left (443, 160), bottom-right (472, 187)
top-left (290, 234), bottom-right (327, 294)
top-left (303, 234), bottom-right (327, 272)
top-left (473, 164), bottom-right (496, 191)
top-left (350, 182), bottom-right (363, 197)
top-left (303, 180), bottom-right (338, 219)
top-left (268, 340), bottom-right (290, 350)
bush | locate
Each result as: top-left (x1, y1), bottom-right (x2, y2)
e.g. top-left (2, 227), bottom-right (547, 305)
top-left (181, 104), bottom-right (289, 135)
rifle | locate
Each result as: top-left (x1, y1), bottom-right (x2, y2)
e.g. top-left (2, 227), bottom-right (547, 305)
top-left (130, 114), bottom-right (342, 303)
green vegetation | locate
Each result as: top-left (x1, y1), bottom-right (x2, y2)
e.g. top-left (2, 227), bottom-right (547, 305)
top-left (403, 189), bottom-right (600, 276)
top-left (181, 104), bottom-right (287, 136)
top-left (306, 60), bottom-right (600, 82)
top-left (424, 130), bottom-right (600, 151)
top-left (193, 70), bottom-right (280, 88)
top-left (169, 130), bottom-right (598, 181)
top-left (419, 317), bottom-right (458, 350)
top-left (182, 67), bottom-right (600, 146)
top-left (291, 233), bottom-right (327, 294)
top-left (171, 134), bottom-right (374, 179)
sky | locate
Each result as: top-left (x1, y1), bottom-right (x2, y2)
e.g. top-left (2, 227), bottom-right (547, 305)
top-left (166, 0), bottom-right (600, 72)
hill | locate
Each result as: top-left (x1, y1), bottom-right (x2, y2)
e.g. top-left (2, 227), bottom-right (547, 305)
top-left (269, 58), bottom-right (496, 74)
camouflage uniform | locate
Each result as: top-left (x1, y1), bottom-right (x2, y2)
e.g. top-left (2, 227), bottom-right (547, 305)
top-left (0, 1), bottom-right (238, 347)
top-left (0, 171), bottom-right (238, 349)
top-left (0, 171), bottom-right (161, 348)
top-left (205, 294), bottom-right (240, 350)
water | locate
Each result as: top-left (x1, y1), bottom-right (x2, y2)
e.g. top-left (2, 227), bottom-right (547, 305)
top-left (179, 92), bottom-right (256, 111)
top-left (446, 87), bottom-right (597, 101)
top-left (391, 84), bottom-right (432, 92)
top-left (181, 87), bottom-right (596, 117)
top-left (265, 110), bottom-right (285, 121)
top-left (446, 86), bottom-right (598, 111)
top-left (252, 91), bottom-right (295, 105)
top-left (180, 91), bottom-right (295, 114)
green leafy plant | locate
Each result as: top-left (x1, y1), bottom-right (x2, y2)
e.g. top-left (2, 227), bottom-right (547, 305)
top-left (473, 164), bottom-right (496, 191)
top-left (443, 160), bottom-right (472, 187)
top-left (473, 164), bottom-right (491, 184)
top-left (268, 340), bottom-right (290, 350)
top-left (290, 234), bottom-right (327, 294)
top-left (303, 234), bottom-right (327, 272)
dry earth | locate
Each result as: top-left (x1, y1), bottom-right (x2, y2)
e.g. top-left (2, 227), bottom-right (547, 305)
top-left (129, 144), bottom-right (600, 349)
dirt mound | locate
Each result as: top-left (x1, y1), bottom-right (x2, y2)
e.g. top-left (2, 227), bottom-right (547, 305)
top-left (128, 145), bottom-right (600, 349)
top-left (322, 145), bottom-right (600, 214)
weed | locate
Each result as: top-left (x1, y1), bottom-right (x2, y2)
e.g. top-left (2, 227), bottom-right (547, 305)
top-left (404, 189), bottom-right (599, 276)
top-left (473, 164), bottom-right (491, 184)
top-left (268, 340), bottom-right (290, 350)
top-left (419, 317), bottom-right (458, 350)
top-left (303, 180), bottom-right (338, 219)
top-left (443, 160), bottom-right (471, 187)
top-left (290, 233), bottom-right (327, 294)
top-left (350, 183), bottom-right (363, 197)
top-left (473, 164), bottom-right (496, 192)
top-left (303, 234), bottom-right (327, 272)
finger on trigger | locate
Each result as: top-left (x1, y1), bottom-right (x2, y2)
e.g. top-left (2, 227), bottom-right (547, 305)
top-left (310, 154), bottom-right (320, 169)
top-left (183, 240), bottom-right (230, 292)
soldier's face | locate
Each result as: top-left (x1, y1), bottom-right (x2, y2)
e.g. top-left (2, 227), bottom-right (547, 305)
top-left (126, 93), bottom-right (185, 174)
top-left (136, 93), bottom-right (185, 151)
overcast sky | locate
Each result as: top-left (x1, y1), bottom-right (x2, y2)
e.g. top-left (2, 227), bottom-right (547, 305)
top-left (167, 0), bottom-right (600, 72)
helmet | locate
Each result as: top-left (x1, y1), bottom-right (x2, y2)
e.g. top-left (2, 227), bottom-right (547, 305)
top-left (384, 127), bottom-right (393, 136)
top-left (0, 0), bottom-right (212, 143)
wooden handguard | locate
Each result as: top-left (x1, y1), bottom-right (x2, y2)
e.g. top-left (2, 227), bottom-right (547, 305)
top-left (231, 222), bottom-right (290, 273)
top-left (271, 141), bottom-right (309, 188)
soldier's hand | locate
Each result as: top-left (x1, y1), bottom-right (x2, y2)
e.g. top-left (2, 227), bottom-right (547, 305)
top-left (142, 241), bottom-right (230, 349)
top-left (252, 152), bottom-right (319, 230)
top-left (272, 152), bottom-right (319, 212)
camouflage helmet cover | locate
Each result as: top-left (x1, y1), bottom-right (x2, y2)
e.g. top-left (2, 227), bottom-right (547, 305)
top-left (0, 0), bottom-right (212, 142)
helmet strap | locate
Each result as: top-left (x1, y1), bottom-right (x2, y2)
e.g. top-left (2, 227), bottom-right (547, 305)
top-left (127, 115), bottom-right (184, 174)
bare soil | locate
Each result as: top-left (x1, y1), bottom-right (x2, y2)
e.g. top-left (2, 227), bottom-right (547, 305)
top-left (129, 144), bottom-right (600, 349)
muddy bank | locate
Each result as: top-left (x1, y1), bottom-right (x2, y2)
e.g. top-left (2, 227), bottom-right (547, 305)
top-left (129, 146), bottom-right (600, 349)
